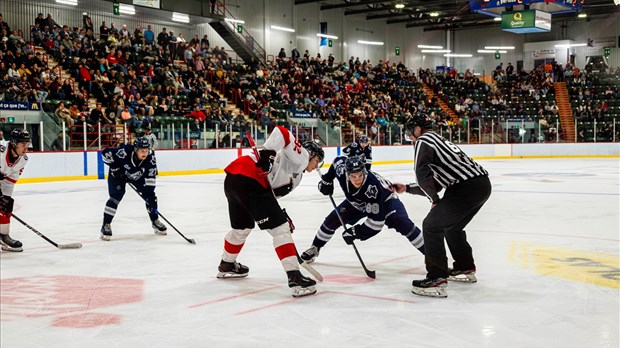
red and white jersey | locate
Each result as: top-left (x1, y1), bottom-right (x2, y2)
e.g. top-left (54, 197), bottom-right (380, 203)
top-left (0, 141), bottom-right (28, 197)
top-left (264, 126), bottom-right (310, 198)
top-left (225, 126), bottom-right (309, 198)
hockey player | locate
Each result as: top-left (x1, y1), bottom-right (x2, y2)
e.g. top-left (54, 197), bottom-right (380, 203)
top-left (393, 114), bottom-right (491, 298)
top-left (219, 126), bottom-right (324, 297)
top-left (301, 156), bottom-right (424, 263)
top-left (342, 135), bottom-right (372, 170)
top-left (100, 137), bottom-right (167, 241)
top-left (0, 129), bottom-right (30, 252)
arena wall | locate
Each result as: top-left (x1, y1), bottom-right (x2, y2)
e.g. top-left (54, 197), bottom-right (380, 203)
top-left (17, 143), bottom-right (620, 183)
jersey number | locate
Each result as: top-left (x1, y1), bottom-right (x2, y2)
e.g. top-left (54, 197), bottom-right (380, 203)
top-left (443, 140), bottom-right (461, 153)
top-left (292, 140), bottom-right (302, 154)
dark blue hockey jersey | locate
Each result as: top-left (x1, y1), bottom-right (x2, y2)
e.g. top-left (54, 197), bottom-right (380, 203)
top-left (322, 156), bottom-right (398, 233)
top-left (342, 141), bottom-right (372, 169)
top-left (102, 145), bottom-right (158, 184)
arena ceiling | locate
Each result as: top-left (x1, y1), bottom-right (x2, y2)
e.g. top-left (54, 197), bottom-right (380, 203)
top-left (293, 0), bottom-right (620, 31)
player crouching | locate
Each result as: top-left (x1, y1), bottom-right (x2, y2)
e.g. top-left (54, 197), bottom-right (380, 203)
top-left (100, 137), bottom-right (167, 241)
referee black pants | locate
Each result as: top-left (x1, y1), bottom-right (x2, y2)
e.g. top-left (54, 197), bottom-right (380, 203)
top-left (422, 175), bottom-right (491, 279)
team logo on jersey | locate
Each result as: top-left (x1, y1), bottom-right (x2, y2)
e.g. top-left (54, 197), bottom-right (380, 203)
top-left (365, 185), bottom-right (378, 199)
top-left (0, 145), bottom-right (5, 152)
top-left (336, 164), bottom-right (346, 176)
top-left (117, 148), bottom-right (127, 159)
top-left (150, 157), bottom-right (156, 166)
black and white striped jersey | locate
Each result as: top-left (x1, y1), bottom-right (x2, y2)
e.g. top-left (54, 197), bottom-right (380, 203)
top-left (413, 131), bottom-right (488, 203)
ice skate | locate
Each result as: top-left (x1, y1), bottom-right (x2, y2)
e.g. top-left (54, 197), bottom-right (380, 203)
top-left (300, 245), bottom-right (320, 263)
top-left (152, 219), bottom-right (167, 236)
top-left (100, 223), bottom-right (112, 241)
top-left (287, 270), bottom-right (317, 297)
top-left (411, 277), bottom-right (447, 298)
top-left (0, 233), bottom-right (23, 252)
top-left (217, 260), bottom-right (249, 279)
top-left (448, 268), bottom-right (477, 283)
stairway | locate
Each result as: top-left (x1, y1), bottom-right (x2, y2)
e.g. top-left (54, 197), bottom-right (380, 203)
top-left (209, 20), bottom-right (265, 65)
top-left (554, 82), bottom-right (576, 142)
top-left (422, 83), bottom-right (459, 123)
top-left (35, 47), bottom-right (98, 110)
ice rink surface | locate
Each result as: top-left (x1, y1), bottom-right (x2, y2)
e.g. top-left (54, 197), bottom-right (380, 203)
top-left (1, 157), bottom-right (619, 348)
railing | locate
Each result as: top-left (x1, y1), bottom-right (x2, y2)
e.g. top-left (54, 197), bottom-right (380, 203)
top-left (214, 0), bottom-right (267, 63)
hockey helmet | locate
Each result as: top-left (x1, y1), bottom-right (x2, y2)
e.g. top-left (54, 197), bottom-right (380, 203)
top-left (345, 156), bottom-right (366, 176)
top-left (302, 140), bottom-right (325, 163)
top-left (134, 137), bottom-right (151, 150)
top-left (358, 135), bottom-right (369, 144)
top-left (9, 128), bottom-right (31, 145)
top-left (404, 113), bottom-right (434, 132)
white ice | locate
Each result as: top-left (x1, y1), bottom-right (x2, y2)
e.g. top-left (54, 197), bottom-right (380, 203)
top-left (1, 158), bottom-right (619, 348)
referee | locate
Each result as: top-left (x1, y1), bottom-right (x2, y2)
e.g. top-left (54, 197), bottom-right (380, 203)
top-left (393, 114), bottom-right (491, 298)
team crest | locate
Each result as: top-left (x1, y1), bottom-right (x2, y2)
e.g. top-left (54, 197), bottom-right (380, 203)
top-left (117, 148), bottom-right (127, 159)
top-left (336, 164), bottom-right (346, 176)
top-left (365, 184), bottom-right (378, 199)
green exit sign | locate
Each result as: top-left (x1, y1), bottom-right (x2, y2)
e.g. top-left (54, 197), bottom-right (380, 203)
top-left (604, 47), bottom-right (610, 57)
top-left (8, 117), bottom-right (15, 123)
top-left (395, 46), bottom-right (400, 56)
top-left (113, 2), bottom-right (120, 16)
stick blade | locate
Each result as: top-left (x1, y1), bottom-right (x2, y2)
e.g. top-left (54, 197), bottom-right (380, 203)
top-left (301, 261), bottom-right (324, 282)
top-left (57, 243), bottom-right (83, 249)
top-left (366, 270), bottom-right (376, 279)
top-left (188, 239), bottom-right (196, 244)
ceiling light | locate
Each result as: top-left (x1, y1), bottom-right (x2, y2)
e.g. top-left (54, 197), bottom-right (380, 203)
top-left (421, 49), bottom-right (451, 53)
top-left (172, 12), bottom-right (190, 23)
top-left (225, 18), bottom-right (245, 24)
top-left (395, 3), bottom-right (405, 9)
top-left (56, 0), bottom-right (78, 5)
top-left (429, 12), bottom-right (440, 17)
top-left (554, 43), bottom-right (587, 48)
top-left (358, 40), bottom-right (384, 45)
top-left (484, 46), bottom-right (515, 50)
top-left (494, 17), bottom-right (502, 21)
top-left (119, 4), bottom-right (135, 15)
top-left (444, 53), bottom-right (473, 57)
top-left (577, 13), bottom-right (587, 18)
top-left (317, 33), bottom-right (338, 39)
top-left (270, 25), bottom-right (295, 32)
top-left (418, 45), bottom-right (443, 49)
top-left (477, 49), bottom-right (507, 53)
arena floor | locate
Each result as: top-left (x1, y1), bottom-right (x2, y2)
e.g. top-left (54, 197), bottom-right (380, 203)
top-left (1, 158), bottom-right (618, 348)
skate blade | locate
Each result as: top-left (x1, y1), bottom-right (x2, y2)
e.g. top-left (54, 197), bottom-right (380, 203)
top-left (154, 230), bottom-right (168, 236)
top-left (411, 286), bottom-right (447, 298)
top-left (291, 285), bottom-right (317, 297)
top-left (1, 244), bottom-right (23, 252)
top-left (448, 273), bottom-right (477, 283)
top-left (217, 271), bottom-right (248, 279)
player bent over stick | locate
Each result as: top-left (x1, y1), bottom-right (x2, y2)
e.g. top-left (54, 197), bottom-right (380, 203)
top-left (0, 129), bottom-right (31, 252)
top-left (301, 156), bottom-right (425, 263)
top-left (100, 137), bottom-right (167, 241)
top-left (219, 126), bottom-right (324, 298)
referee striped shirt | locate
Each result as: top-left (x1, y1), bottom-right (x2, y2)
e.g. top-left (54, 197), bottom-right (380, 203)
top-left (413, 131), bottom-right (488, 203)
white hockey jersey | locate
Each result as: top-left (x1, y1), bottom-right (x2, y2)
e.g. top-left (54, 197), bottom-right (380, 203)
top-left (0, 141), bottom-right (28, 197)
top-left (224, 126), bottom-right (309, 199)
top-left (264, 126), bottom-right (310, 198)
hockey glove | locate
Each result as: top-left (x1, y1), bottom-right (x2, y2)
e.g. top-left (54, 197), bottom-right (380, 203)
top-left (256, 149), bottom-right (276, 173)
top-left (342, 226), bottom-right (357, 245)
top-left (0, 195), bottom-right (14, 216)
top-left (317, 179), bottom-right (334, 196)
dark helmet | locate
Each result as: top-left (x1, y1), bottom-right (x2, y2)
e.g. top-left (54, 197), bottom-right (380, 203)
top-left (358, 135), bottom-right (369, 144)
top-left (133, 137), bottom-right (151, 150)
top-left (302, 140), bottom-right (324, 162)
top-left (9, 128), bottom-right (31, 145)
top-left (345, 156), bottom-right (366, 176)
top-left (405, 113), bottom-right (434, 132)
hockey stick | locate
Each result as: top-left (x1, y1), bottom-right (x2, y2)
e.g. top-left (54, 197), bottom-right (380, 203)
top-left (245, 130), bottom-right (323, 282)
top-left (11, 214), bottom-right (82, 249)
top-left (127, 183), bottom-right (196, 244)
top-left (318, 169), bottom-right (376, 279)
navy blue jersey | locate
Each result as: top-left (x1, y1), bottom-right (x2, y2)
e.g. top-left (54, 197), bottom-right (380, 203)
top-left (102, 145), bottom-right (158, 185)
top-left (342, 142), bottom-right (372, 169)
top-left (322, 156), bottom-right (398, 233)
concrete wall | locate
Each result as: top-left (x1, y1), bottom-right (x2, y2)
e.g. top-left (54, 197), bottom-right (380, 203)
top-left (18, 143), bottom-right (620, 183)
